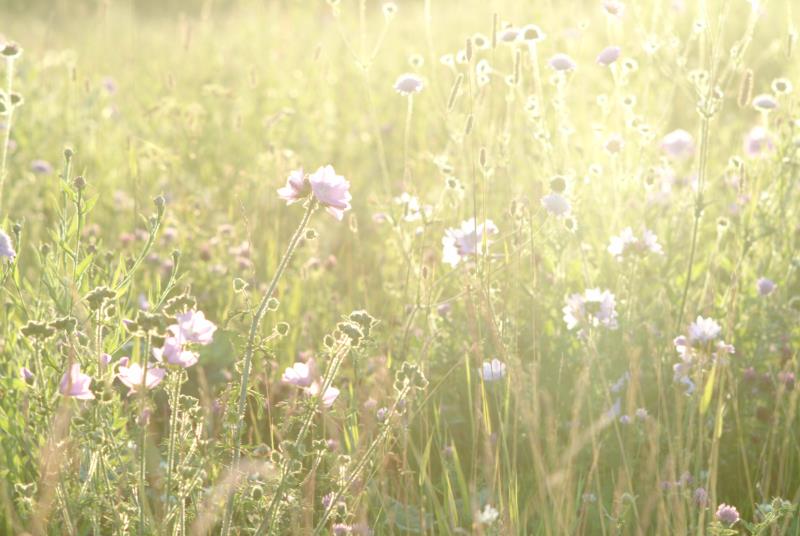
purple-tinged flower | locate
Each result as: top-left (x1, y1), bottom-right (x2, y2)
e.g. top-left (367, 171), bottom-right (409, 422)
top-left (743, 126), bottom-right (775, 158)
top-left (688, 316), bottom-right (721, 343)
top-left (441, 218), bottom-right (499, 267)
top-left (99, 353), bottom-right (112, 366)
top-left (756, 277), bottom-right (776, 296)
top-left (281, 360), bottom-right (315, 388)
top-left (752, 93), bottom-right (777, 111)
top-left (715, 503), bottom-right (740, 525)
top-left (153, 337), bottom-right (199, 368)
top-left (376, 407), bottom-right (389, 422)
top-left (168, 310), bottom-right (217, 346)
top-left (20, 366), bottom-right (34, 382)
top-left (309, 165), bottom-right (352, 220)
top-left (30, 159), bottom-right (53, 175)
top-left (0, 229), bottom-right (15, 262)
top-left (117, 362), bottom-right (165, 395)
top-left (660, 129), bottom-right (694, 159)
top-left (548, 53), bottom-right (577, 71)
top-left (678, 375), bottom-right (696, 395)
top-left (596, 46), bottom-right (621, 66)
top-left (540, 193), bottom-right (571, 216)
top-left (778, 371), bottom-right (795, 390)
top-left (693, 487), bottom-right (709, 506)
top-left (603, 0), bottom-right (625, 17)
top-left (480, 359), bottom-right (507, 382)
top-left (635, 408), bottom-right (648, 420)
top-left (393, 73), bottom-right (424, 96)
top-left (277, 168), bottom-right (311, 205)
top-left (619, 414), bottom-right (631, 424)
top-left (101, 76), bottom-right (118, 95)
top-left (306, 381), bottom-right (339, 408)
top-left (498, 27), bottom-right (520, 43)
top-left (332, 524), bottom-right (352, 536)
top-left (608, 227), bottom-right (663, 260)
top-left (59, 363), bottom-right (95, 400)
top-left (563, 288), bottom-right (619, 331)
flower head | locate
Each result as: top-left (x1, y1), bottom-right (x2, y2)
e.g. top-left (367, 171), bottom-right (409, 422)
top-left (30, 159), bottom-right (53, 175)
top-left (169, 310), bottom-right (217, 346)
top-left (59, 363), bottom-right (95, 400)
top-left (477, 504), bottom-right (500, 525)
top-left (752, 93), bottom-right (777, 111)
top-left (596, 45), bottom-right (621, 66)
top-left (715, 503), bottom-right (740, 525)
top-left (563, 288), bottom-right (619, 331)
top-left (540, 193), bottom-right (571, 216)
top-left (277, 168), bottom-right (311, 205)
top-left (441, 218), bottom-right (499, 267)
top-left (688, 316), bottom-right (721, 343)
top-left (309, 165), bottom-right (352, 220)
top-left (608, 227), bottom-right (663, 260)
top-left (0, 229), bottom-right (15, 262)
top-left (661, 129), bottom-right (694, 159)
top-left (153, 337), bottom-right (199, 368)
top-left (117, 362), bottom-right (165, 395)
top-left (393, 73), bottom-right (424, 96)
top-left (480, 359), bottom-right (507, 382)
top-left (743, 126), bottom-right (775, 158)
top-left (306, 381), bottom-right (340, 408)
top-left (756, 277), bottom-right (776, 296)
top-left (281, 360), bottom-right (315, 388)
top-left (548, 53), bottom-right (577, 71)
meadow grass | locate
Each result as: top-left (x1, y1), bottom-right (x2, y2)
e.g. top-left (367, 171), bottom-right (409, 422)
top-left (0, 0), bottom-right (799, 534)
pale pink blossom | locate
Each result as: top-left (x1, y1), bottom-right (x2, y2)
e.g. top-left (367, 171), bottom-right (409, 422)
top-left (306, 381), bottom-right (340, 408)
top-left (743, 126), bottom-right (775, 158)
top-left (153, 337), bottom-right (199, 368)
top-left (169, 310), bottom-right (217, 346)
top-left (715, 503), bottom-right (740, 525)
top-left (309, 165), bottom-right (352, 220)
top-left (59, 363), bottom-right (95, 400)
top-left (548, 53), bottom-right (577, 71)
top-left (117, 362), bottom-right (166, 395)
top-left (277, 168), bottom-right (310, 205)
top-left (441, 218), bottom-right (499, 267)
top-left (281, 360), bottom-right (316, 388)
top-left (661, 129), bottom-right (694, 159)
top-left (596, 46), bottom-right (621, 66)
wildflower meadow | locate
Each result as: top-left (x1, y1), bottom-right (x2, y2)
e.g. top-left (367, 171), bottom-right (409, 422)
top-left (1, 0), bottom-right (800, 534)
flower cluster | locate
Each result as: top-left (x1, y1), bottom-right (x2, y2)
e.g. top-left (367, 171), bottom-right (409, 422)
top-left (607, 227), bottom-right (663, 260)
top-left (672, 316), bottom-right (735, 395)
top-left (563, 288), bottom-right (619, 332)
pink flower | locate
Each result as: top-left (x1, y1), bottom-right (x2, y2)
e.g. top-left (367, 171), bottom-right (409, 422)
top-left (596, 45), bottom-right (621, 66)
top-left (756, 277), bottom-right (776, 296)
top-left (715, 503), bottom-right (740, 525)
top-left (306, 381), bottom-right (340, 408)
top-left (548, 53), bottom-right (577, 71)
top-left (153, 337), bottom-right (199, 368)
top-left (281, 360), bottom-right (315, 387)
top-left (441, 218), bottom-right (499, 267)
top-left (169, 310), bottom-right (217, 346)
top-left (277, 168), bottom-right (311, 205)
top-left (603, 0), bottom-right (625, 17)
top-left (59, 363), bottom-right (95, 400)
top-left (117, 362), bottom-right (166, 395)
top-left (661, 129), bottom-right (694, 159)
top-left (309, 165), bottom-right (352, 220)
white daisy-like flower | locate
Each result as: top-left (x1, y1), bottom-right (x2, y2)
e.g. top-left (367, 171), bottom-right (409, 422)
top-left (688, 316), bottom-right (721, 343)
top-left (477, 504), bottom-right (500, 525)
top-left (540, 193), bottom-right (571, 217)
top-left (563, 288), bottom-right (619, 331)
top-left (479, 359), bottom-right (507, 382)
top-left (441, 218), bottom-right (499, 267)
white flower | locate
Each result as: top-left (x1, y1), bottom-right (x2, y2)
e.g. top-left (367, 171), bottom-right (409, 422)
top-left (608, 227), bottom-right (663, 260)
top-left (281, 360), bottom-right (315, 387)
top-left (688, 316), bottom-right (721, 343)
top-left (394, 192), bottom-right (431, 222)
top-left (0, 230), bottom-right (15, 262)
top-left (480, 359), bottom-right (507, 382)
top-left (540, 193), bottom-right (571, 217)
top-left (477, 504), bottom-right (499, 525)
top-left (442, 218), bottom-right (499, 267)
top-left (563, 288), bottom-right (618, 331)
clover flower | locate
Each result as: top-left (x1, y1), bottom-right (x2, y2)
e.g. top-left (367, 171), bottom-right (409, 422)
top-left (59, 363), bottom-right (95, 400)
top-left (441, 218), bottom-right (499, 267)
top-left (563, 288), bottom-right (619, 331)
top-left (117, 362), bottom-right (166, 395)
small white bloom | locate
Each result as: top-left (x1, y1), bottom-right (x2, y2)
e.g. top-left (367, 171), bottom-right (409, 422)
top-left (540, 193), bottom-right (571, 217)
top-left (480, 359), bottom-right (507, 382)
top-left (477, 504), bottom-right (500, 525)
top-left (688, 316), bottom-right (721, 343)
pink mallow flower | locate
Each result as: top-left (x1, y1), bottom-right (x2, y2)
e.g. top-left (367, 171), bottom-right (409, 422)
top-left (309, 165), bottom-right (352, 220)
top-left (117, 362), bottom-right (166, 395)
top-left (169, 310), bottom-right (217, 346)
top-left (277, 168), bottom-right (310, 205)
top-left (306, 381), bottom-right (340, 408)
top-left (59, 363), bottom-right (95, 400)
top-left (153, 337), bottom-right (199, 368)
top-left (281, 360), bottom-right (316, 388)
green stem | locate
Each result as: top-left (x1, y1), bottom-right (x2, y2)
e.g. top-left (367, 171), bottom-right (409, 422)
top-left (138, 334), bottom-right (151, 536)
top-left (0, 57), bottom-right (16, 211)
top-left (220, 201), bottom-right (316, 535)
top-left (165, 370), bottom-right (183, 526)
